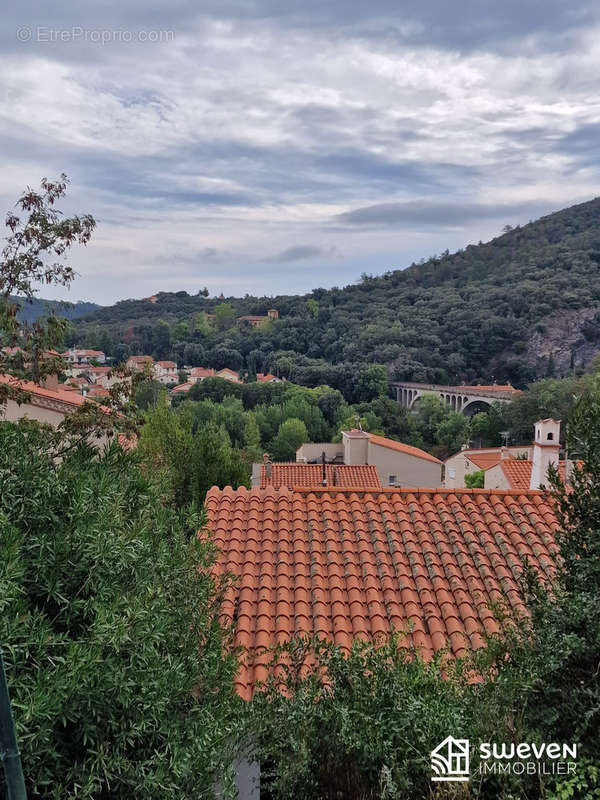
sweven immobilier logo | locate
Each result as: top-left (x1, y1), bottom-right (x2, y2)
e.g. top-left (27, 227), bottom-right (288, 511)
top-left (431, 737), bottom-right (578, 781)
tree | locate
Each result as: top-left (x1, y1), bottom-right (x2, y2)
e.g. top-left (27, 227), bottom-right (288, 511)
top-left (152, 320), bottom-right (171, 360)
top-left (464, 468), bottom-right (485, 488)
top-left (413, 394), bottom-right (449, 446)
top-left (355, 364), bottom-right (387, 402)
top-left (271, 418), bottom-right (308, 461)
top-left (173, 320), bottom-right (189, 342)
top-left (214, 303), bottom-right (235, 332)
top-left (98, 330), bottom-right (113, 359)
top-left (183, 342), bottom-right (205, 366)
top-left (0, 175), bottom-right (95, 393)
top-left (0, 421), bottom-right (237, 799)
top-left (435, 412), bottom-right (470, 454)
top-left (138, 398), bottom-right (249, 507)
top-left (135, 378), bottom-right (166, 410)
top-left (243, 411), bottom-right (262, 462)
top-left (306, 298), bottom-right (319, 318)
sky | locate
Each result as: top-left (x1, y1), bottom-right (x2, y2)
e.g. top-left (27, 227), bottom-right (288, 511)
top-left (1, 1), bottom-right (600, 305)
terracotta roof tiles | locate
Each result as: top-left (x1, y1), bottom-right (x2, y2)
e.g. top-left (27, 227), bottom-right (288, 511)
top-left (205, 486), bottom-right (561, 699)
top-left (499, 460), bottom-right (571, 490)
top-left (260, 463), bottom-right (381, 489)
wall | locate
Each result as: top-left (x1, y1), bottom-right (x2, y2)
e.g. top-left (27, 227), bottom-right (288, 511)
top-left (2, 398), bottom-right (66, 427)
top-left (367, 442), bottom-right (442, 488)
top-left (484, 463), bottom-right (512, 490)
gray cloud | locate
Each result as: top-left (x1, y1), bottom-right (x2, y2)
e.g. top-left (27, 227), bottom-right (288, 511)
top-left (334, 200), bottom-right (553, 228)
top-left (265, 245), bottom-right (336, 262)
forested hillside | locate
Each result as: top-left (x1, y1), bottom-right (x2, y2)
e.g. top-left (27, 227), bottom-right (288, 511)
top-left (71, 197), bottom-right (600, 389)
top-left (15, 296), bottom-right (100, 324)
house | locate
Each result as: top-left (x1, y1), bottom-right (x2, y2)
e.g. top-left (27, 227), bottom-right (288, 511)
top-left (259, 462), bottom-right (381, 489)
top-left (0, 374), bottom-right (104, 428)
top-left (153, 360), bottom-right (179, 385)
top-left (256, 372), bottom-right (280, 383)
top-left (216, 368), bottom-right (242, 383)
top-left (126, 355), bottom-right (154, 372)
top-left (188, 367), bottom-right (216, 384)
top-left (444, 445), bottom-right (531, 488)
top-left (204, 484), bottom-right (560, 701)
top-left (485, 419), bottom-right (575, 490)
top-left (295, 429), bottom-right (442, 489)
top-left (62, 348), bottom-right (106, 364)
top-left (237, 309), bottom-right (279, 329)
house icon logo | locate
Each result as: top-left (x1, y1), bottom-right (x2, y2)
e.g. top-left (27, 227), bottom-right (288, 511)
top-left (431, 736), bottom-right (470, 781)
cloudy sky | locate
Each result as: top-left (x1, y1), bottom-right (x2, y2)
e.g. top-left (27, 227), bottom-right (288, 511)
top-left (1, 1), bottom-right (599, 304)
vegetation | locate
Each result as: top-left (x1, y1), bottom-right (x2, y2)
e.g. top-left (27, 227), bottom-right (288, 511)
top-left (0, 422), bottom-right (239, 799)
top-left (71, 198), bottom-right (600, 391)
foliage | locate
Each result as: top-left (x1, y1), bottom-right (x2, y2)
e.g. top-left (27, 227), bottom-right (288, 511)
top-left (0, 175), bottom-right (95, 393)
top-left (138, 397), bottom-right (249, 507)
top-left (0, 420), bottom-right (239, 799)
top-left (271, 417), bottom-right (309, 461)
top-left (465, 468), bottom-right (485, 488)
top-left (135, 378), bottom-right (166, 410)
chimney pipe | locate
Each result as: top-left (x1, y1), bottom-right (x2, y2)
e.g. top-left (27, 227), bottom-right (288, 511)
top-left (321, 451), bottom-right (327, 486)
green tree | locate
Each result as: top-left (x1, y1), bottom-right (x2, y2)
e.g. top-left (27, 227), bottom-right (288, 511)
top-left (413, 394), bottom-right (449, 446)
top-left (135, 378), bottom-right (166, 410)
top-left (356, 364), bottom-right (387, 402)
top-left (0, 421), bottom-right (238, 799)
top-left (435, 411), bottom-right (470, 454)
top-left (173, 320), bottom-right (189, 342)
top-left (138, 398), bottom-right (249, 507)
top-left (464, 468), bottom-right (485, 488)
top-left (271, 418), bottom-right (308, 461)
top-left (214, 303), bottom-right (236, 332)
top-left (243, 411), bottom-right (262, 462)
top-left (0, 175), bottom-right (95, 394)
top-left (152, 320), bottom-right (171, 360)
top-left (305, 298), bottom-right (319, 318)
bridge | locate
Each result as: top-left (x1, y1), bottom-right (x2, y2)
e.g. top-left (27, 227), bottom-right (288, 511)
top-left (391, 381), bottom-right (521, 416)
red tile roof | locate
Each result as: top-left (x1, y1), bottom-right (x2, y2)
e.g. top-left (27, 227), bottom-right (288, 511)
top-left (0, 374), bottom-right (91, 408)
top-left (189, 367), bottom-right (215, 378)
top-left (205, 486), bottom-right (560, 699)
top-left (260, 463), bottom-right (381, 489)
top-left (171, 382), bottom-right (193, 393)
top-left (467, 451), bottom-right (513, 470)
top-left (499, 460), bottom-right (571, 490)
top-left (155, 360), bottom-right (177, 369)
top-left (367, 433), bottom-right (442, 465)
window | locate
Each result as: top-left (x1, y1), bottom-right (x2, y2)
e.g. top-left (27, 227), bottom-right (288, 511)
top-left (388, 475), bottom-right (396, 486)
top-left (547, 432), bottom-right (554, 440)
top-left (449, 468), bottom-right (456, 479)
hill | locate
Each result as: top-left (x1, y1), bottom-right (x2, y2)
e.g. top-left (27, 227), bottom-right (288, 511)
top-left (71, 198), bottom-right (600, 390)
top-left (15, 297), bottom-right (101, 325)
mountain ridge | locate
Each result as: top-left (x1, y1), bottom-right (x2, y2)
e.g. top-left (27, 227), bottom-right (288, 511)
top-left (70, 196), bottom-right (600, 388)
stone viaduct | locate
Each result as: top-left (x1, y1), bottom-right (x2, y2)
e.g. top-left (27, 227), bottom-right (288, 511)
top-left (391, 381), bottom-right (521, 416)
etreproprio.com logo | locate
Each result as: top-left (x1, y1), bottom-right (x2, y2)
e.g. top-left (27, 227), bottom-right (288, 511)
top-left (431, 736), bottom-right (578, 782)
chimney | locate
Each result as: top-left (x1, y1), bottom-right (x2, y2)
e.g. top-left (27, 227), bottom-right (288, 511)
top-left (321, 451), bottom-right (327, 486)
top-left (530, 419), bottom-right (561, 489)
top-left (263, 453), bottom-right (272, 479)
top-left (500, 446), bottom-right (510, 460)
top-left (342, 429), bottom-right (369, 465)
